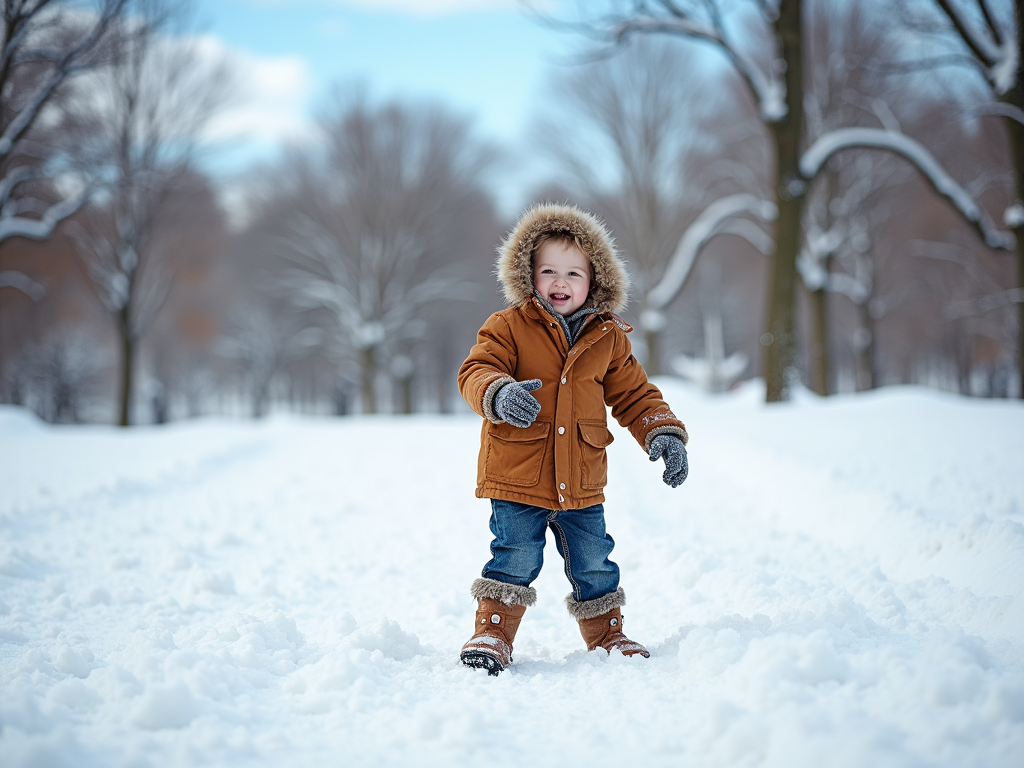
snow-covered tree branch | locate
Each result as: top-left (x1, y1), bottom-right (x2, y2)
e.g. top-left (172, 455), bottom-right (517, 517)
top-left (0, 188), bottom-right (89, 243)
top-left (801, 126), bottom-right (1015, 251)
top-left (0, 0), bottom-right (128, 247)
top-left (645, 193), bottom-right (777, 313)
top-left (0, 269), bottom-right (45, 300)
top-left (601, 1), bottom-right (786, 122)
top-left (535, 36), bottom-right (720, 374)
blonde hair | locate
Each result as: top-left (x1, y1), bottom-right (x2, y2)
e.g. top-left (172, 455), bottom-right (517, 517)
top-left (532, 232), bottom-right (594, 278)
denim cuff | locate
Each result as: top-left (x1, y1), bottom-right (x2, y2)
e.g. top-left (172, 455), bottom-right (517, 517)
top-left (565, 587), bottom-right (626, 620)
top-left (471, 577), bottom-right (537, 607)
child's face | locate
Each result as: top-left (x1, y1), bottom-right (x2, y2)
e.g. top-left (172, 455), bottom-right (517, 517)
top-left (533, 240), bottom-right (591, 316)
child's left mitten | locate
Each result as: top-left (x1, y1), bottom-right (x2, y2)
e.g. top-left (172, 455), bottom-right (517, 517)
top-left (648, 434), bottom-right (688, 488)
top-left (493, 379), bottom-right (542, 428)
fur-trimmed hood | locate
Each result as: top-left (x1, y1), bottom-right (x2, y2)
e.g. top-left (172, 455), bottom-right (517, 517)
top-left (496, 203), bottom-right (630, 314)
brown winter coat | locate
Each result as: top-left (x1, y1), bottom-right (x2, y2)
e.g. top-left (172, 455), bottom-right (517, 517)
top-left (458, 203), bottom-right (688, 510)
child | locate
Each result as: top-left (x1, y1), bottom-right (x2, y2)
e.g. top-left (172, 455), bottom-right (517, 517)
top-left (457, 203), bottom-right (689, 675)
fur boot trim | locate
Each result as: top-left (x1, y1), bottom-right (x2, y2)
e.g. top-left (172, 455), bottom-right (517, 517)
top-left (496, 202), bottom-right (630, 314)
top-left (565, 587), bottom-right (626, 620)
top-left (471, 577), bottom-right (537, 607)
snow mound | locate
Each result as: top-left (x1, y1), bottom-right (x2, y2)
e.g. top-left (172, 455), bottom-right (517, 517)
top-left (0, 405), bottom-right (44, 433)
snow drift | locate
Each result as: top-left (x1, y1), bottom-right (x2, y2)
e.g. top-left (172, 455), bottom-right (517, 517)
top-left (1, 381), bottom-right (1022, 767)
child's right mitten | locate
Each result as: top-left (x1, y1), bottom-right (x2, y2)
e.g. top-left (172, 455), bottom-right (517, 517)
top-left (493, 379), bottom-right (542, 428)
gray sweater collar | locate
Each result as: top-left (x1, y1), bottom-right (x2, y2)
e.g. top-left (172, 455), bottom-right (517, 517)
top-left (534, 291), bottom-right (601, 346)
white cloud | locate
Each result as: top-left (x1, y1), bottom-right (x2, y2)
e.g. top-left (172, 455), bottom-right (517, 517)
top-left (343, 0), bottom-right (518, 13)
top-left (255, 0), bottom-right (521, 16)
top-left (195, 35), bottom-right (314, 147)
top-left (179, 35), bottom-right (317, 228)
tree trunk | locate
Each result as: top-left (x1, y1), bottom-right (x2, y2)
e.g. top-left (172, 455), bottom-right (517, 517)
top-left (117, 306), bottom-right (134, 427)
top-left (333, 380), bottom-right (350, 416)
top-left (1003, 97), bottom-right (1024, 397)
top-left (808, 284), bottom-right (829, 395)
top-left (763, 0), bottom-right (807, 402)
top-left (436, 339), bottom-right (452, 414)
top-left (807, 164), bottom-right (840, 398)
top-left (361, 345), bottom-right (377, 414)
top-left (857, 300), bottom-right (877, 391)
top-left (252, 379), bottom-right (268, 418)
top-left (437, 373), bottom-right (451, 414)
top-left (644, 328), bottom-right (662, 377)
top-left (1009, 0), bottom-right (1024, 398)
top-left (398, 376), bottom-right (413, 414)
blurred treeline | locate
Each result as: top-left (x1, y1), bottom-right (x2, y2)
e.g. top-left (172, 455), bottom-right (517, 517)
top-left (0, 0), bottom-right (1019, 425)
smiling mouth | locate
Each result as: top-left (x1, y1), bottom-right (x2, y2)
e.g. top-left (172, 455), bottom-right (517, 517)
top-left (550, 293), bottom-right (570, 302)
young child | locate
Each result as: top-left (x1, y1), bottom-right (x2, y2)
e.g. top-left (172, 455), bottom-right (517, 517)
top-left (457, 203), bottom-right (689, 674)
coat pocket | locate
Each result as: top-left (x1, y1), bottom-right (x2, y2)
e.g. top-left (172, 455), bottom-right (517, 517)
top-left (485, 421), bottom-right (551, 486)
top-left (578, 420), bottom-right (614, 489)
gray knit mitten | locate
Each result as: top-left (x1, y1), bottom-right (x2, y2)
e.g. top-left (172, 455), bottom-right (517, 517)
top-left (494, 379), bottom-right (542, 428)
top-left (648, 434), bottom-right (688, 487)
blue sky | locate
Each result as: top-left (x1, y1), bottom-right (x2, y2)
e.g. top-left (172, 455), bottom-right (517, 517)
top-left (197, 0), bottom-right (584, 210)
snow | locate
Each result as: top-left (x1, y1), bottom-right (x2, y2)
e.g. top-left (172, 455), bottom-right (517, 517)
top-left (991, 39), bottom-right (1019, 96)
top-left (760, 74), bottom-right (788, 123)
top-left (1, 382), bottom-right (1023, 767)
top-left (1004, 202), bottom-right (1024, 228)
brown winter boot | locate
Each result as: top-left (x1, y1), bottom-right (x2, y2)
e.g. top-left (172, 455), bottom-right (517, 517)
top-left (460, 578), bottom-right (536, 675)
top-left (568, 588), bottom-right (650, 658)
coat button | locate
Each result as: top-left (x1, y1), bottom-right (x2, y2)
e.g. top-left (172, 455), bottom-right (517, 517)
top-left (490, 614), bottom-right (501, 624)
top-left (557, 426), bottom-right (565, 435)
top-left (610, 617), bottom-right (618, 627)
top-left (559, 483), bottom-right (566, 490)
top-left (558, 494), bottom-right (564, 503)
top-left (561, 377), bottom-right (567, 384)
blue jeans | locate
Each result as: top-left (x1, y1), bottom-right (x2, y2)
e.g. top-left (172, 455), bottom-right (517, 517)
top-left (482, 499), bottom-right (620, 602)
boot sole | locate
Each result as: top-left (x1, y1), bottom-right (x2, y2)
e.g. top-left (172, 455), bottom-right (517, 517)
top-left (460, 650), bottom-right (505, 676)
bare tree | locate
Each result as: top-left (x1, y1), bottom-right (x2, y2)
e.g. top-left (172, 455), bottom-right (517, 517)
top-left (535, 39), bottom-right (717, 374)
top-left (0, 0), bottom-right (131, 304)
top-left (561, 0), bottom-right (1015, 401)
top-left (268, 88), bottom-right (497, 413)
top-left (217, 306), bottom-right (318, 418)
top-left (891, 0), bottom-right (1024, 394)
top-left (800, 1), bottom-right (915, 393)
top-left (917, 233), bottom-right (1018, 393)
top-left (71, 2), bottom-right (232, 425)
top-left (8, 326), bottom-right (106, 422)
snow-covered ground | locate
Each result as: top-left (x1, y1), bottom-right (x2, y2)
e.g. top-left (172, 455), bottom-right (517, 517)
top-left (1, 380), bottom-right (1023, 767)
